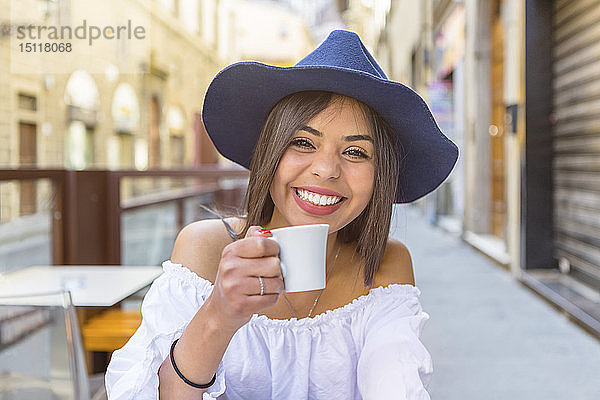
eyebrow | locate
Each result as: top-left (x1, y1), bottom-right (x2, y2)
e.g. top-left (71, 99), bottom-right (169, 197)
top-left (299, 125), bottom-right (374, 143)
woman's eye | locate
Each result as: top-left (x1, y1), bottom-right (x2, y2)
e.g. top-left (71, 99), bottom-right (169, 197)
top-left (289, 139), bottom-right (370, 159)
top-left (290, 138), bottom-right (314, 149)
top-left (344, 147), bottom-right (370, 159)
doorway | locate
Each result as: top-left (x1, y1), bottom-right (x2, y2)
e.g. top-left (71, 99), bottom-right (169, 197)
top-left (150, 96), bottom-right (161, 168)
top-left (19, 122), bottom-right (37, 216)
top-left (490, 0), bottom-right (507, 241)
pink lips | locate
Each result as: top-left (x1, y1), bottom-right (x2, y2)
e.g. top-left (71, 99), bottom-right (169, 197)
top-left (296, 186), bottom-right (344, 197)
top-left (292, 187), bottom-right (346, 216)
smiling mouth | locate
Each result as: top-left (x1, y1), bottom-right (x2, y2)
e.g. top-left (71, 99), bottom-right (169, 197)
top-left (294, 187), bottom-right (345, 206)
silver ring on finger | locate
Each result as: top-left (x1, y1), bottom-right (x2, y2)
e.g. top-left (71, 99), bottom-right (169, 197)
top-left (258, 276), bottom-right (265, 296)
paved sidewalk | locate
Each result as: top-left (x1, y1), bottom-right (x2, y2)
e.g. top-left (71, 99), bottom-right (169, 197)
top-left (390, 205), bottom-right (600, 400)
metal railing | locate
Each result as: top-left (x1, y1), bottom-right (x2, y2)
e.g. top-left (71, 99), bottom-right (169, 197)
top-left (0, 167), bottom-right (249, 268)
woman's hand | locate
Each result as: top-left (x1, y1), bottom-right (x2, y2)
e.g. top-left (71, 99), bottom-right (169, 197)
top-left (204, 226), bottom-right (283, 332)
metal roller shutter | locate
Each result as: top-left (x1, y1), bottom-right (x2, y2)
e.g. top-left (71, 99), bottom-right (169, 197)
top-left (553, 0), bottom-right (600, 286)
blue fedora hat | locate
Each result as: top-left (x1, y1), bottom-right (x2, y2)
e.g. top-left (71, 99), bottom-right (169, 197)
top-left (202, 29), bottom-right (458, 203)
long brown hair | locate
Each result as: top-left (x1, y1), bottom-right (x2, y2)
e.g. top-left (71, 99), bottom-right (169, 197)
top-left (231, 90), bottom-right (402, 286)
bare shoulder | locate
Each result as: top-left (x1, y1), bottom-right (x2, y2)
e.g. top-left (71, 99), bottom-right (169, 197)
top-left (170, 217), bottom-right (245, 283)
top-left (372, 237), bottom-right (416, 287)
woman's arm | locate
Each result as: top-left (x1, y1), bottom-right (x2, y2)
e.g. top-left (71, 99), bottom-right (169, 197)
top-left (356, 303), bottom-right (432, 400)
top-left (156, 296), bottom-right (236, 399)
top-left (157, 222), bottom-right (283, 399)
top-left (357, 241), bottom-right (432, 400)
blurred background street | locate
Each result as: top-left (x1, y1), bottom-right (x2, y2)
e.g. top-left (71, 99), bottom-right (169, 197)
top-left (1, 0), bottom-right (600, 399)
top-left (393, 204), bottom-right (600, 399)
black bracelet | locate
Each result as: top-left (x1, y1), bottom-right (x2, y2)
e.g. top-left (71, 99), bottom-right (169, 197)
top-left (170, 338), bottom-right (217, 389)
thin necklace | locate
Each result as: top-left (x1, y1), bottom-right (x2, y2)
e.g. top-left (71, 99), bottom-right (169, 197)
top-left (282, 242), bottom-right (342, 318)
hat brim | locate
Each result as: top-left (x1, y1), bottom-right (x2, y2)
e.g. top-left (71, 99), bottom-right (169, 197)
top-left (202, 62), bottom-right (459, 203)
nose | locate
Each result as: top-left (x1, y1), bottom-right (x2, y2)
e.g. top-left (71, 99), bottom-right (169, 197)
top-left (310, 149), bottom-right (341, 179)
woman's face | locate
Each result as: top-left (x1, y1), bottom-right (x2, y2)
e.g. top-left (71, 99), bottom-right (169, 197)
top-left (268, 97), bottom-right (375, 232)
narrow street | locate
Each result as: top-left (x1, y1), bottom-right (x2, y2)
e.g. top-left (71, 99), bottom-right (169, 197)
top-left (391, 205), bottom-right (600, 400)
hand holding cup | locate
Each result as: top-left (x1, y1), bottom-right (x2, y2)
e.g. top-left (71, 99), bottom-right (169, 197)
top-left (206, 226), bottom-right (284, 331)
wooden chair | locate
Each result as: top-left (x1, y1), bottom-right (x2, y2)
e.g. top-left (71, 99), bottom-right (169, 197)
top-left (82, 309), bottom-right (142, 353)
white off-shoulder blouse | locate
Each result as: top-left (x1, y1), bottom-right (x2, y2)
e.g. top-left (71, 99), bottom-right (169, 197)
top-left (105, 261), bottom-right (433, 399)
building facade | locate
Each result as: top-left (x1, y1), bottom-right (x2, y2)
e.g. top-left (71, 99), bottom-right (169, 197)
top-left (523, 0), bottom-right (600, 329)
top-left (0, 0), bottom-right (226, 221)
top-left (374, 0), bottom-right (598, 332)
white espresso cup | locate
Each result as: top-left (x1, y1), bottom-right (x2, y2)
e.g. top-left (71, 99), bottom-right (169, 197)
top-left (269, 224), bottom-right (329, 293)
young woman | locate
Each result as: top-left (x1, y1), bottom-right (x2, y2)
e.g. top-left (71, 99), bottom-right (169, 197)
top-left (106, 30), bottom-right (458, 399)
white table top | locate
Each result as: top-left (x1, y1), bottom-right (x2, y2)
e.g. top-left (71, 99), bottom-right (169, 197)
top-left (0, 265), bottom-right (163, 307)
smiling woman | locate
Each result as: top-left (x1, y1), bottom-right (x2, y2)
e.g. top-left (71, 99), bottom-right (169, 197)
top-left (251, 91), bottom-right (397, 286)
top-left (106, 29), bottom-right (459, 400)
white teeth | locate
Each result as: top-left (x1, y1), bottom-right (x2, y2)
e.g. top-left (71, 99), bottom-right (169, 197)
top-left (295, 188), bottom-right (342, 206)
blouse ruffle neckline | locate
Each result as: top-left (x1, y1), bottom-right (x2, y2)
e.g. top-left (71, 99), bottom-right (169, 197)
top-left (162, 260), bottom-right (422, 329)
